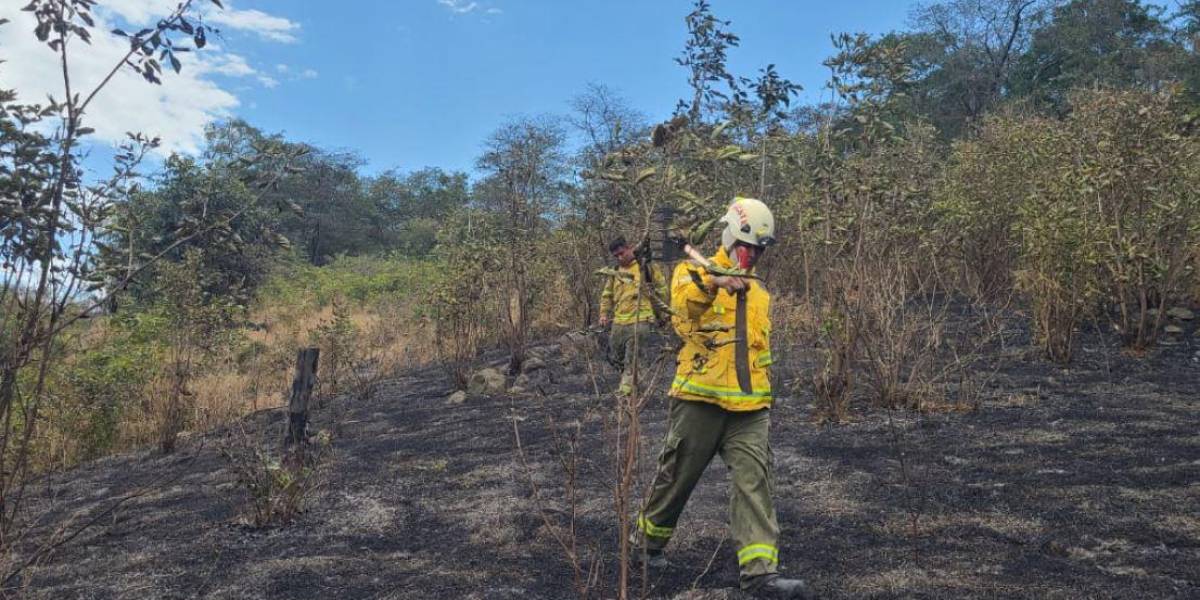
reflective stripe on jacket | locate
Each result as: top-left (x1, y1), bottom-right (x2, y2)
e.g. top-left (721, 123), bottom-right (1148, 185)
top-left (599, 262), bottom-right (666, 325)
top-left (669, 247), bottom-right (772, 411)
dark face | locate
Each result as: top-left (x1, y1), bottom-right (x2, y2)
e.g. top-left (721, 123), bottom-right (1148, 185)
top-left (612, 246), bottom-right (635, 267)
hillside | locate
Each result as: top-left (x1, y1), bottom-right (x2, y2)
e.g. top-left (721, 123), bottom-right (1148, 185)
top-left (14, 319), bottom-right (1200, 599)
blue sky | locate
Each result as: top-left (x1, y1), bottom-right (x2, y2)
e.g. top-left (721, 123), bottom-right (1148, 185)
top-left (2, 0), bottom-right (917, 176)
top-left (240, 0), bottom-right (914, 174)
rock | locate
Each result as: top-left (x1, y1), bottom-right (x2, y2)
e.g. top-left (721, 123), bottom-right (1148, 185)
top-left (467, 368), bottom-right (507, 396)
top-left (446, 390), bottom-right (468, 405)
top-left (522, 356), bottom-right (547, 373)
top-left (559, 332), bottom-right (600, 368)
top-left (1164, 325), bottom-right (1184, 335)
top-left (1168, 307), bottom-right (1195, 321)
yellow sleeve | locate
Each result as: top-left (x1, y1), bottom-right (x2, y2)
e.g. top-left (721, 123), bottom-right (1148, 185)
top-left (670, 262), bottom-right (715, 337)
top-left (599, 276), bottom-right (614, 318)
top-left (651, 263), bottom-right (668, 301)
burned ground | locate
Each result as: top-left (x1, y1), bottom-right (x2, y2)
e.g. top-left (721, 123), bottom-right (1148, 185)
top-left (14, 316), bottom-right (1200, 599)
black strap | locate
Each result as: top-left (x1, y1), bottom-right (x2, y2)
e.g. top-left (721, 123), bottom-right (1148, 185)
top-left (734, 288), bottom-right (752, 394)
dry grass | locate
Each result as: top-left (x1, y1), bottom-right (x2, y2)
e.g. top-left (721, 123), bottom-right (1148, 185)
top-left (35, 295), bottom-right (437, 471)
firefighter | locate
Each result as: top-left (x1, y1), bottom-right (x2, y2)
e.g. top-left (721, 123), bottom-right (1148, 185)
top-left (634, 198), bottom-right (814, 599)
top-left (599, 236), bottom-right (666, 396)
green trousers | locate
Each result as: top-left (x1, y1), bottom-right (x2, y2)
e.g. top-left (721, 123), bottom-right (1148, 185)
top-left (609, 322), bottom-right (653, 395)
top-left (638, 399), bottom-right (780, 586)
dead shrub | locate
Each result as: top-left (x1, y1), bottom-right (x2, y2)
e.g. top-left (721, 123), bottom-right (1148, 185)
top-left (220, 425), bottom-right (330, 527)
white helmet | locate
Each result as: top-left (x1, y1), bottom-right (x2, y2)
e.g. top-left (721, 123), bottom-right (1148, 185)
top-left (719, 197), bottom-right (776, 250)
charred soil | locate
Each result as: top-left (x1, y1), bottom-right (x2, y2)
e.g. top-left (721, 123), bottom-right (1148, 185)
top-left (15, 317), bottom-right (1200, 599)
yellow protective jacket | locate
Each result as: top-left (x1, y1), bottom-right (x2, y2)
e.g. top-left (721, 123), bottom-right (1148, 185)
top-left (669, 247), bottom-right (772, 411)
top-left (600, 262), bottom-right (667, 325)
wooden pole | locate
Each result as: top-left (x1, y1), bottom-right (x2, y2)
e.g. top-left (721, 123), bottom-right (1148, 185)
top-left (285, 348), bottom-right (319, 446)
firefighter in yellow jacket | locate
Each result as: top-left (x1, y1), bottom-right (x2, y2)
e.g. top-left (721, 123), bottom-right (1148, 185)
top-left (599, 236), bottom-right (666, 396)
top-left (635, 198), bottom-right (814, 599)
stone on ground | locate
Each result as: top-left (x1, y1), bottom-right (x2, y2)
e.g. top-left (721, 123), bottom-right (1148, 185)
top-left (1167, 307), bottom-right (1195, 321)
top-left (522, 356), bottom-right (547, 373)
top-left (467, 368), bottom-right (507, 396)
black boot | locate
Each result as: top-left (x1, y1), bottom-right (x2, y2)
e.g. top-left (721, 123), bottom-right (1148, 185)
top-left (746, 574), bottom-right (816, 599)
top-left (627, 528), bottom-right (669, 569)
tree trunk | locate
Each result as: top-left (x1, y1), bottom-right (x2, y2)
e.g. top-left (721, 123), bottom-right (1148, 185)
top-left (285, 348), bottom-right (320, 446)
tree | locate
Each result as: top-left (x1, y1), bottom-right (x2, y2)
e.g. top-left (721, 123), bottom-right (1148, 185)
top-left (476, 117), bottom-right (568, 373)
top-left (271, 147), bottom-right (372, 265)
top-left (0, 0), bottom-right (301, 580)
top-left (107, 149), bottom-right (286, 307)
top-left (677, 0), bottom-right (743, 122)
top-left (1011, 0), bottom-right (1178, 109)
top-left (906, 0), bottom-right (1057, 135)
top-left (565, 85), bottom-right (648, 327)
top-left (1172, 1), bottom-right (1200, 104)
top-left (367, 167), bottom-right (470, 256)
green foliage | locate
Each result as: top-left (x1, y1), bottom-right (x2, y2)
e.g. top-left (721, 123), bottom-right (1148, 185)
top-left (945, 88), bottom-right (1200, 359)
top-left (51, 322), bottom-right (161, 461)
top-left (937, 107), bottom-right (1049, 298)
top-left (153, 250), bottom-right (241, 453)
top-left (1011, 0), bottom-right (1180, 110)
top-left (259, 254), bottom-right (442, 309)
top-left (310, 297), bottom-right (359, 397)
top-left (678, 0), bottom-right (743, 120)
top-left (220, 429), bottom-right (331, 528)
top-left (431, 209), bottom-right (501, 387)
top-left (101, 122), bottom-right (305, 307)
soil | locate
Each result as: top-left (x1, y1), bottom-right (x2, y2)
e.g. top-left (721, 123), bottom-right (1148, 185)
top-left (14, 315), bottom-right (1200, 599)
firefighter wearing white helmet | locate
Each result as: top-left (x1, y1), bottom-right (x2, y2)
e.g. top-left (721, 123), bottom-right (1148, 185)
top-left (720, 196), bottom-right (776, 252)
top-left (633, 198), bottom-right (814, 599)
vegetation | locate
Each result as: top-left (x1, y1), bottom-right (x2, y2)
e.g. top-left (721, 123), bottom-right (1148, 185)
top-left (2, 0), bottom-right (1200, 594)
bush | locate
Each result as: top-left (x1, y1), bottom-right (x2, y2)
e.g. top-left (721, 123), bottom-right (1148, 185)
top-left (220, 426), bottom-right (330, 527)
top-left (946, 87), bottom-right (1200, 359)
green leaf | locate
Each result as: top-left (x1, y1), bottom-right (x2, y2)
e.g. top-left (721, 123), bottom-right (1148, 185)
top-left (715, 145), bottom-right (742, 160)
top-left (689, 217), bottom-right (718, 245)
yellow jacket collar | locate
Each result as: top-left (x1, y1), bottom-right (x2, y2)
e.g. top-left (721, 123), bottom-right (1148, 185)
top-left (713, 246), bottom-right (733, 268)
top-left (711, 246), bottom-right (753, 274)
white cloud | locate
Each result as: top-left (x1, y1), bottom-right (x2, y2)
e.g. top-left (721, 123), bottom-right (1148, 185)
top-left (99, 1), bottom-right (302, 43)
top-left (486, 7), bottom-right (503, 14)
top-left (438, 0), bottom-right (479, 14)
top-left (273, 64), bottom-right (318, 81)
top-left (207, 7), bottom-right (300, 43)
top-left (0, 1), bottom-right (297, 156)
top-left (209, 54), bottom-right (256, 77)
top-left (97, 0), bottom-right (178, 25)
top-left (257, 75), bottom-right (279, 89)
